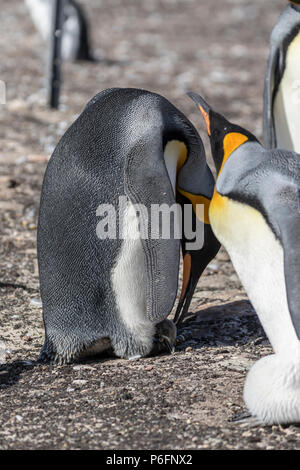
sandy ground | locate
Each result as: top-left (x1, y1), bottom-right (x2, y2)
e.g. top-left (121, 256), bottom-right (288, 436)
top-left (0, 0), bottom-right (299, 450)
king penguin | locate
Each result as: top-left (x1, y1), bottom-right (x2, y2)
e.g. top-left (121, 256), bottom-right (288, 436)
top-left (263, 1), bottom-right (300, 152)
top-left (37, 88), bottom-right (220, 364)
top-left (188, 92), bottom-right (300, 425)
top-left (25, 0), bottom-right (94, 62)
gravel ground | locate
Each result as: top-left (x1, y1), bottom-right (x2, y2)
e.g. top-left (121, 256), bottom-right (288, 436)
top-left (0, 0), bottom-right (299, 450)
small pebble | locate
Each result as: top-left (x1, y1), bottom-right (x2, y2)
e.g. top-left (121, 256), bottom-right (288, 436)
top-left (73, 365), bottom-right (95, 371)
top-left (14, 415), bottom-right (23, 422)
top-left (30, 298), bottom-right (42, 308)
top-left (72, 379), bottom-right (88, 386)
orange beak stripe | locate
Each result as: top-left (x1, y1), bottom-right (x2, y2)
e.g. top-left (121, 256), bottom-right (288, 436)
top-left (199, 106), bottom-right (211, 136)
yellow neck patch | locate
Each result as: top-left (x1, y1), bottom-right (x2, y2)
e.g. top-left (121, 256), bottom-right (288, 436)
top-left (175, 142), bottom-right (188, 172)
top-left (176, 187), bottom-right (211, 225)
top-left (219, 132), bottom-right (248, 176)
top-left (173, 142), bottom-right (210, 225)
top-left (209, 132), bottom-right (248, 225)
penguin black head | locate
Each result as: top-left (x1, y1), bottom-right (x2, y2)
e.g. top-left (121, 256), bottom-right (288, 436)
top-left (289, 0), bottom-right (300, 11)
top-left (187, 92), bottom-right (258, 175)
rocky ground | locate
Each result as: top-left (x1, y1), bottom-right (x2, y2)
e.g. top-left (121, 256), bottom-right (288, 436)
top-left (0, 0), bottom-right (299, 450)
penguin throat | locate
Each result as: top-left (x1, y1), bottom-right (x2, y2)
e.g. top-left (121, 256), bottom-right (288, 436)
top-left (163, 140), bottom-right (187, 194)
top-left (218, 132), bottom-right (248, 176)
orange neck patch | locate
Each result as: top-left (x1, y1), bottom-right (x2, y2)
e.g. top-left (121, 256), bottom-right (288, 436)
top-left (175, 143), bottom-right (210, 225)
top-left (218, 132), bottom-right (248, 176)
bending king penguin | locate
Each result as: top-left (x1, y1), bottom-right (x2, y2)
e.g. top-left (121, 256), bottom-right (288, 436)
top-left (37, 88), bottom-right (219, 364)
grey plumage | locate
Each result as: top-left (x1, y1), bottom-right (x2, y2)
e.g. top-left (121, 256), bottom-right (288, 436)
top-left (38, 88), bottom-right (218, 364)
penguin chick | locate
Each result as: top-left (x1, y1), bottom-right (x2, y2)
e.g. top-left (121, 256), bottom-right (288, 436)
top-left (263, 1), bottom-right (300, 152)
top-left (189, 91), bottom-right (300, 425)
top-left (38, 88), bottom-right (219, 365)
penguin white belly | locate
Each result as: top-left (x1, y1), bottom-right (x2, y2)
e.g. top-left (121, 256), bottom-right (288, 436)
top-left (61, 12), bottom-right (81, 61)
top-left (274, 32), bottom-right (300, 153)
top-left (25, 0), bottom-right (52, 41)
top-left (209, 193), bottom-right (299, 354)
top-left (111, 200), bottom-right (154, 355)
top-left (210, 193), bottom-right (300, 424)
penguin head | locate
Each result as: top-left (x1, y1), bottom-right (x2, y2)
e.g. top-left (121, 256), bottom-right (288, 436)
top-left (187, 92), bottom-right (257, 175)
top-left (289, 1), bottom-right (300, 11)
top-left (171, 135), bottom-right (221, 326)
top-left (154, 319), bottom-right (177, 353)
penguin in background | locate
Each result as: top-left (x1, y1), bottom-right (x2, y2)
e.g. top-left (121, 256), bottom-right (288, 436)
top-left (37, 88), bottom-right (220, 364)
top-left (189, 92), bottom-right (300, 425)
top-left (25, 0), bottom-right (94, 62)
top-left (263, 1), bottom-right (300, 152)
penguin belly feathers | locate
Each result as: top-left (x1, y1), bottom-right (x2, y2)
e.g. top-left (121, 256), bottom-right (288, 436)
top-left (38, 88), bottom-right (219, 364)
top-left (263, 3), bottom-right (300, 152)
top-left (189, 92), bottom-right (300, 424)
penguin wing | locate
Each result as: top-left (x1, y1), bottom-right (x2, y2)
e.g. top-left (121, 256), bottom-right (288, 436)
top-left (124, 134), bottom-right (180, 323)
top-left (272, 184), bottom-right (300, 340)
top-left (258, 159), bottom-right (300, 340)
top-left (263, 44), bottom-right (281, 149)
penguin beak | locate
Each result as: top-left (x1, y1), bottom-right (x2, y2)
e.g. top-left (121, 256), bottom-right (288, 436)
top-left (159, 335), bottom-right (175, 354)
top-left (173, 253), bottom-right (198, 326)
top-left (187, 92), bottom-right (212, 136)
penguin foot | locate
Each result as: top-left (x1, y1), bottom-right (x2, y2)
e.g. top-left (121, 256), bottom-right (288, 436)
top-left (244, 352), bottom-right (300, 425)
top-left (37, 350), bottom-right (68, 365)
top-left (150, 319), bottom-right (177, 356)
top-left (38, 337), bottom-right (84, 365)
top-left (228, 411), bottom-right (265, 428)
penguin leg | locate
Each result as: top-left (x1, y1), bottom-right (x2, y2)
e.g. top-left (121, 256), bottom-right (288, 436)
top-left (38, 332), bottom-right (112, 365)
top-left (38, 336), bottom-right (67, 365)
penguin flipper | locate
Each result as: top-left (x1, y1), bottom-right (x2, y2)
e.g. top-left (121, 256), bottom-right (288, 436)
top-left (267, 179), bottom-right (300, 340)
top-left (277, 204), bottom-right (300, 340)
top-left (263, 45), bottom-right (280, 149)
top-left (125, 134), bottom-right (180, 324)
